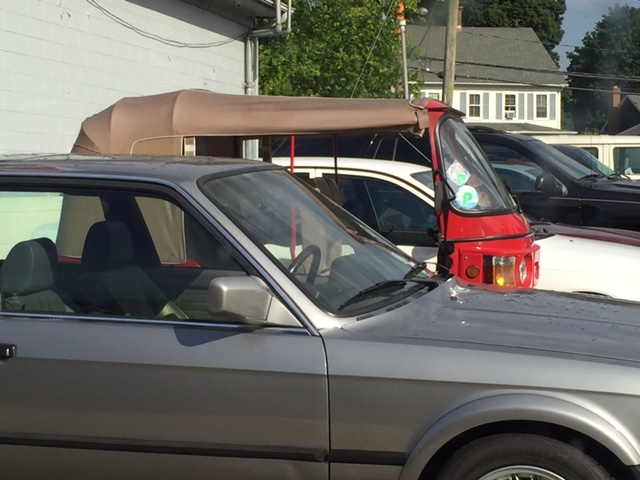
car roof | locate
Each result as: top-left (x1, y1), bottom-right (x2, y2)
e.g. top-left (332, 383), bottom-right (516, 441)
top-left (0, 153), bottom-right (281, 183)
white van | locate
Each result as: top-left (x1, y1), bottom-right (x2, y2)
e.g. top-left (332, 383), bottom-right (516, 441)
top-left (532, 134), bottom-right (640, 175)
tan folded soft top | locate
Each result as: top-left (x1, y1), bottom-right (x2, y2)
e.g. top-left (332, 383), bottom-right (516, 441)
top-left (71, 89), bottom-right (436, 155)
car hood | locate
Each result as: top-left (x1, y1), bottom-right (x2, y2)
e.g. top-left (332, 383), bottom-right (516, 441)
top-left (587, 176), bottom-right (640, 195)
top-left (533, 221), bottom-right (640, 248)
top-left (342, 279), bottom-right (640, 365)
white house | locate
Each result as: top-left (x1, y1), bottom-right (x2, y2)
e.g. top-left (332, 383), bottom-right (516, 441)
top-left (407, 25), bottom-right (569, 133)
top-left (0, 0), bottom-right (287, 154)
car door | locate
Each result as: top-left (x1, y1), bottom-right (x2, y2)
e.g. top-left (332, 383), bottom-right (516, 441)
top-left (0, 179), bottom-right (329, 480)
top-left (477, 138), bottom-right (583, 224)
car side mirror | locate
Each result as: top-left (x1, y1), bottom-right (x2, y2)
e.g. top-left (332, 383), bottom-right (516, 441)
top-left (208, 275), bottom-right (299, 327)
top-left (534, 172), bottom-right (567, 197)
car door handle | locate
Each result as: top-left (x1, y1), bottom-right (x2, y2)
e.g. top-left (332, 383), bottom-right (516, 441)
top-left (0, 344), bottom-right (16, 360)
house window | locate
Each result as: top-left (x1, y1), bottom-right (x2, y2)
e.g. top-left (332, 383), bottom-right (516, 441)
top-left (505, 94), bottom-right (516, 120)
top-left (427, 92), bottom-right (440, 100)
top-left (536, 94), bottom-right (548, 118)
top-left (468, 94), bottom-right (481, 118)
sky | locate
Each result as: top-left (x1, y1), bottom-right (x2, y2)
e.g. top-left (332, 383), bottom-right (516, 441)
top-left (556, 0), bottom-right (636, 71)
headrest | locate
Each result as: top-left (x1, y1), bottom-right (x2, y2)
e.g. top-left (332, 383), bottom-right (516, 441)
top-left (312, 177), bottom-right (342, 204)
top-left (33, 237), bottom-right (58, 277)
top-left (82, 221), bottom-right (133, 271)
top-left (2, 240), bottom-right (55, 295)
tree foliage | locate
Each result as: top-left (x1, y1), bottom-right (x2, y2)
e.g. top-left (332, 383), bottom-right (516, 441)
top-left (417, 0), bottom-right (566, 63)
top-left (259, 0), bottom-right (419, 98)
top-left (566, 5), bottom-right (640, 133)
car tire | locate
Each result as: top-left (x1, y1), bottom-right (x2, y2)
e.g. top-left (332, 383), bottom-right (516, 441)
top-left (435, 433), bottom-right (613, 480)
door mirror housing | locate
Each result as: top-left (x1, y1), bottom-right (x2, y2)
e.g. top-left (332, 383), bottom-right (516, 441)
top-left (534, 172), bottom-right (567, 197)
top-left (208, 276), bottom-right (299, 327)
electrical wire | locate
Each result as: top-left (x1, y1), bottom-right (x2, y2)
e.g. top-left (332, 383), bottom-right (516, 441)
top-left (448, 58), bottom-right (640, 83)
top-left (86, 0), bottom-right (245, 48)
top-left (461, 28), bottom-right (640, 59)
top-left (350, 0), bottom-right (398, 98)
top-left (410, 66), bottom-right (640, 97)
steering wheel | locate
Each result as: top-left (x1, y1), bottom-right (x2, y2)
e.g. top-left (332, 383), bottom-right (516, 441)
top-left (288, 245), bottom-right (321, 285)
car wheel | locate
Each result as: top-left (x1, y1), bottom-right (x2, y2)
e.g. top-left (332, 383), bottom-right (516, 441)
top-left (435, 433), bottom-right (613, 480)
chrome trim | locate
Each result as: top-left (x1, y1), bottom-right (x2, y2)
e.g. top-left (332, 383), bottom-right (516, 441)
top-left (0, 311), bottom-right (309, 334)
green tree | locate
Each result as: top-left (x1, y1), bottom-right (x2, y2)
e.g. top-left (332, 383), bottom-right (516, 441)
top-left (417, 0), bottom-right (566, 63)
top-left (566, 5), bottom-right (640, 133)
top-left (259, 0), bottom-right (419, 98)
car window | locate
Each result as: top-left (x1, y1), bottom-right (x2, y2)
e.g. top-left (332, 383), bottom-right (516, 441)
top-left (614, 146), bottom-right (640, 174)
top-left (0, 187), bottom-right (247, 322)
top-left (478, 143), bottom-right (545, 192)
top-left (336, 176), bottom-right (438, 247)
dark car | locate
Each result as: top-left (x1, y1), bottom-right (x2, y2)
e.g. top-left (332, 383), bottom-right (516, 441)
top-left (470, 129), bottom-right (640, 230)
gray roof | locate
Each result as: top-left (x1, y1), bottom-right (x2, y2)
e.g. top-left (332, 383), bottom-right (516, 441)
top-left (407, 26), bottom-right (566, 87)
top-left (620, 95), bottom-right (640, 112)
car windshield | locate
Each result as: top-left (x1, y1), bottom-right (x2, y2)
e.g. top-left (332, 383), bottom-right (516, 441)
top-left (555, 145), bottom-right (616, 177)
top-left (200, 168), bottom-right (435, 314)
top-left (437, 117), bottom-right (516, 213)
top-left (527, 139), bottom-right (595, 180)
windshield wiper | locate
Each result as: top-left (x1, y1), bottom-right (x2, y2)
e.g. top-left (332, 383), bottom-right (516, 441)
top-left (338, 280), bottom-right (408, 311)
top-left (404, 261), bottom-right (428, 279)
top-left (338, 270), bottom-right (440, 311)
top-left (578, 173), bottom-right (605, 181)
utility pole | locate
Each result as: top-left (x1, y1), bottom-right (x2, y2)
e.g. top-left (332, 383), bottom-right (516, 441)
top-left (398, 1), bottom-right (409, 99)
top-left (442, 0), bottom-right (459, 105)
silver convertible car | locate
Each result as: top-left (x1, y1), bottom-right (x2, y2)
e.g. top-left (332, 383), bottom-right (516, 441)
top-left (2, 154), bottom-right (640, 480)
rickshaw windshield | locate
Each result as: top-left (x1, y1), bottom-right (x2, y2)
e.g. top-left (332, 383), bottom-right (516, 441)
top-left (437, 118), bottom-right (517, 214)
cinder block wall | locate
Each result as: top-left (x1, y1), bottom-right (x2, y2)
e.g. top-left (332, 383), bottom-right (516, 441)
top-left (1, 0), bottom-right (247, 153)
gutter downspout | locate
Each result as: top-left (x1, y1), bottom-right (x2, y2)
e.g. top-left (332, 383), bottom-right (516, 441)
top-left (243, 0), bottom-right (293, 159)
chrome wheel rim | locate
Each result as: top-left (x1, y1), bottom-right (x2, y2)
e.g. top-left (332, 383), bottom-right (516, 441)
top-left (478, 466), bottom-right (567, 480)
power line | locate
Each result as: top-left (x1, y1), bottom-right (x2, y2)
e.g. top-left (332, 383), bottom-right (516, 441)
top-left (415, 56), bottom-right (640, 85)
top-left (410, 66), bottom-right (639, 97)
top-left (86, 0), bottom-right (245, 48)
top-left (350, 0), bottom-right (398, 98)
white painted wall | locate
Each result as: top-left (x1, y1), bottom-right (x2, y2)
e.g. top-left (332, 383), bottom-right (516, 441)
top-left (0, 0), bottom-right (248, 154)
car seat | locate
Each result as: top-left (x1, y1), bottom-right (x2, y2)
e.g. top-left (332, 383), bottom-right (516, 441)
top-left (81, 221), bottom-right (187, 319)
top-left (1, 239), bottom-right (75, 312)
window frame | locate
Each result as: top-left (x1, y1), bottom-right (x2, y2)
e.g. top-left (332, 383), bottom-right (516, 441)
top-left (468, 93), bottom-right (482, 118)
top-left (536, 94), bottom-right (548, 119)
top-left (504, 94), bottom-right (517, 120)
top-left (0, 175), bottom-right (293, 330)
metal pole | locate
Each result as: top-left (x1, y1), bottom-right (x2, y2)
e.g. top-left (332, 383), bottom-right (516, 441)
top-left (398, 2), bottom-right (409, 99)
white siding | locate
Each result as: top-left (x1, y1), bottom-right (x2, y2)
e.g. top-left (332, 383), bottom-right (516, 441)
top-left (0, 0), bottom-right (248, 153)
top-left (421, 85), bottom-right (563, 131)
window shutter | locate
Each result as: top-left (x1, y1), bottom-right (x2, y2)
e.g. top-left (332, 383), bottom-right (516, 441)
top-left (527, 94), bottom-right (534, 120)
top-left (496, 93), bottom-right (503, 120)
top-left (460, 92), bottom-right (467, 113)
top-left (483, 92), bottom-right (490, 119)
top-left (518, 93), bottom-right (525, 120)
top-left (550, 94), bottom-right (557, 121)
